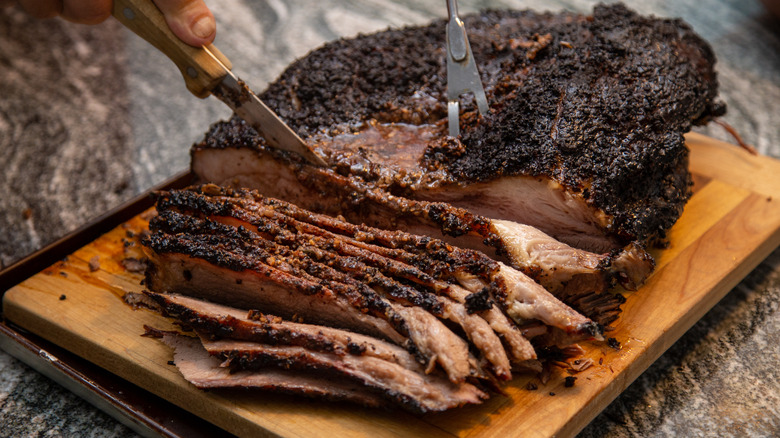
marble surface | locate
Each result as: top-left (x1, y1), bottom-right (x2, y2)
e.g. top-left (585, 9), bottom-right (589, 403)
top-left (0, 0), bottom-right (778, 436)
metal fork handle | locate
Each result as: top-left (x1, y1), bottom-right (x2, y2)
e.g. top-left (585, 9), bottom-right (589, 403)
top-left (446, 0), bottom-right (468, 61)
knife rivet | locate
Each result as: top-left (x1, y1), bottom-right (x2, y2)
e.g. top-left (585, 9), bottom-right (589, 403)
top-left (186, 67), bottom-right (198, 78)
top-left (122, 7), bottom-right (135, 20)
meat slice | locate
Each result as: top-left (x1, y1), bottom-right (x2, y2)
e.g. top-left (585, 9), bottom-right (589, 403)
top-left (142, 292), bottom-right (421, 369)
top-left (143, 234), bottom-right (405, 343)
top-left (490, 220), bottom-right (651, 326)
top-left (493, 264), bottom-right (600, 339)
top-left (490, 220), bottom-right (654, 293)
top-left (140, 186), bottom-right (612, 410)
top-left (159, 333), bottom-right (388, 408)
top-left (444, 284), bottom-right (536, 364)
top-left (141, 297), bottom-right (486, 412)
top-left (191, 146), bottom-right (645, 326)
top-left (140, 296), bottom-right (486, 412)
top-left (198, 337), bottom-right (486, 413)
top-left (150, 190), bottom-right (503, 374)
top-left (437, 296), bottom-right (511, 379)
top-left (453, 265), bottom-right (600, 342)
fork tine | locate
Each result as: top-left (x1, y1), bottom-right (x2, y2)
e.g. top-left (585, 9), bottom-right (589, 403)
top-left (448, 101), bottom-right (461, 137)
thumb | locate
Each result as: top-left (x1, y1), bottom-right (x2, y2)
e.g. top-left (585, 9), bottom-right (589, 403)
top-left (153, 0), bottom-right (216, 47)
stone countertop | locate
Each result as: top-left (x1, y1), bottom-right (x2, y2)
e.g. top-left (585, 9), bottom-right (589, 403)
top-left (0, 0), bottom-right (778, 436)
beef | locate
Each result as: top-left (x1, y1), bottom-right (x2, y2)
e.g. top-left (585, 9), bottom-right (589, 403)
top-left (190, 148), bottom-right (645, 325)
top-left (143, 232), bottom-right (406, 343)
top-left (453, 264), bottom-right (601, 343)
top-left (151, 185), bottom-right (600, 333)
top-left (137, 2), bottom-right (726, 411)
top-left (192, 3), bottom-right (723, 253)
top-left (140, 297), bottom-right (486, 412)
top-left (444, 284), bottom-right (536, 365)
top-left (143, 209), bottom-right (478, 383)
top-left (142, 186), bottom-right (603, 381)
top-left (142, 292), bottom-right (422, 369)
top-left (199, 338), bottom-right (486, 413)
top-left (490, 220), bottom-right (653, 293)
top-left (158, 333), bottom-right (388, 408)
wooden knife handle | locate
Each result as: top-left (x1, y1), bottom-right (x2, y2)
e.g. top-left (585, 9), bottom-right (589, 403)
top-left (112, 0), bottom-right (233, 98)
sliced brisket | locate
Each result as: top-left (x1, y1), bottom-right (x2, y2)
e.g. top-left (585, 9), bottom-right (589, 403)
top-left (142, 186), bottom-right (603, 383)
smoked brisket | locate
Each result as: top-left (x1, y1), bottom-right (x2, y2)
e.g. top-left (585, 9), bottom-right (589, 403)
top-left (136, 3), bottom-right (727, 413)
top-left (193, 3), bottom-right (723, 251)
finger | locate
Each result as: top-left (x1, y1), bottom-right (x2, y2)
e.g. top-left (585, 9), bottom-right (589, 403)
top-left (17, 0), bottom-right (63, 19)
top-left (152, 0), bottom-right (215, 47)
top-left (60, 0), bottom-right (111, 24)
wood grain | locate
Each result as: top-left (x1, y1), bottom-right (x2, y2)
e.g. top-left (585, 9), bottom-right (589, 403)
top-left (4, 135), bottom-right (780, 438)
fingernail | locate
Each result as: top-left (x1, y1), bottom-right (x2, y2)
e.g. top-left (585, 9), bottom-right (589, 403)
top-left (192, 15), bottom-right (215, 39)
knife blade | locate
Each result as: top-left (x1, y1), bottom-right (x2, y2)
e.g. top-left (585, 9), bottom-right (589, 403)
top-left (112, 0), bottom-right (326, 166)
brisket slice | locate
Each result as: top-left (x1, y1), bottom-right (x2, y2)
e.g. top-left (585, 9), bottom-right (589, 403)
top-left (139, 186), bottom-right (607, 411)
top-left (146, 194), bottom-right (490, 380)
top-left (452, 265), bottom-right (601, 342)
top-left (142, 292), bottom-right (421, 369)
top-left (143, 235), bottom-right (405, 343)
top-left (193, 3), bottom-right (723, 252)
top-left (193, 146), bottom-right (653, 291)
top-left (199, 338), bottom-right (486, 413)
top-left (159, 333), bottom-right (388, 408)
top-left (444, 284), bottom-right (536, 364)
top-left (141, 298), bottom-right (486, 413)
top-left (490, 220), bottom-right (653, 294)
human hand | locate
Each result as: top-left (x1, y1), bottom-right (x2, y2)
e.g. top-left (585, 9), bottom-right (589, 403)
top-left (10, 0), bottom-right (216, 46)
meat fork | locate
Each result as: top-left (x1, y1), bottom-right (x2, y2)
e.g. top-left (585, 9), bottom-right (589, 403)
top-left (446, 0), bottom-right (489, 137)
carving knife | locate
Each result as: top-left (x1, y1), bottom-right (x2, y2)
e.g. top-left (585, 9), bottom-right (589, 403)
top-left (112, 0), bottom-right (327, 166)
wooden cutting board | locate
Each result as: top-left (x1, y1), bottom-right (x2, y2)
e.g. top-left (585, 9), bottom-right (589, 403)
top-left (4, 133), bottom-right (780, 438)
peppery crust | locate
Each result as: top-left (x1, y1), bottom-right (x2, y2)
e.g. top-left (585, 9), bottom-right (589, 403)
top-left (198, 3), bottom-right (724, 245)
